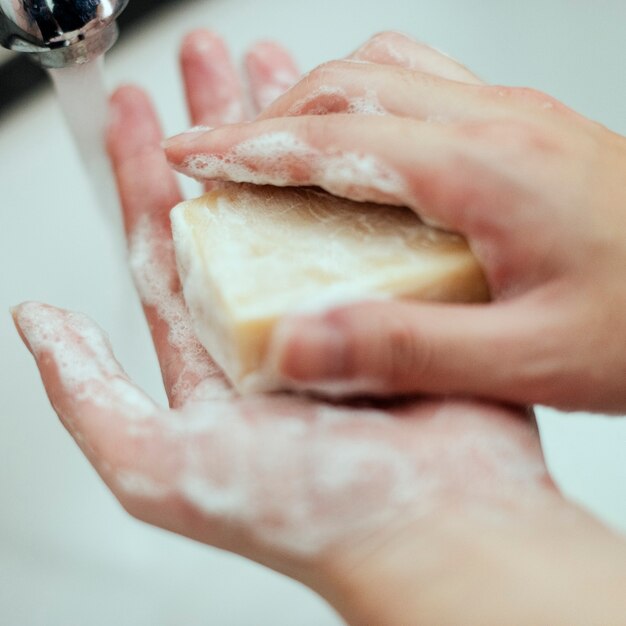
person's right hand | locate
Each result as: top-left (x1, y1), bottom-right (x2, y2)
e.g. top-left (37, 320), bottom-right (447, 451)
top-left (164, 32), bottom-right (626, 414)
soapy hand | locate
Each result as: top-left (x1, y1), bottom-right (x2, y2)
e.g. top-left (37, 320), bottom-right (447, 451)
top-left (164, 31), bottom-right (626, 414)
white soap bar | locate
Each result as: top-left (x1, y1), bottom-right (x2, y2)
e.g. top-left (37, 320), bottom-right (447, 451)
top-left (171, 184), bottom-right (488, 393)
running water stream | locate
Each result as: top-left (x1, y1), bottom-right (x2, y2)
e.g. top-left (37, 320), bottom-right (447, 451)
top-left (48, 58), bottom-right (122, 233)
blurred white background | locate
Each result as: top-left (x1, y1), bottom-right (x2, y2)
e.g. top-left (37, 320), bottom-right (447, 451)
top-left (1, 0), bottom-right (625, 623)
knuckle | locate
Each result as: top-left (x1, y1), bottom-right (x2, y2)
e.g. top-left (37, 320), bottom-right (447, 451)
top-left (382, 316), bottom-right (430, 383)
top-left (325, 309), bottom-right (362, 379)
top-left (297, 113), bottom-right (327, 147)
top-left (490, 85), bottom-right (569, 115)
top-left (352, 31), bottom-right (391, 57)
top-left (368, 30), bottom-right (404, 46)
top-left (370, 30), bottom-right (395, 41)
top-left (306, 60), bottom-right (344, 84)
top-left (297, 60), bottom-right (364, 115)
top-left (456, 117), bottom-right (558, 157)
top-left (490, 85), bottom-right (545, 103)
top-left (365, 30), bottom-right (414, 53)
top-left (318, 305), bottom-right (435, 387)
top-left (511, 86), bottom-right (547, 103)
top-left (515, 87), bottom-right (565, 113)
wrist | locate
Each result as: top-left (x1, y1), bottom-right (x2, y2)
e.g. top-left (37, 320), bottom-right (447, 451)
top-left (320, 494), bottom-right (626, 626)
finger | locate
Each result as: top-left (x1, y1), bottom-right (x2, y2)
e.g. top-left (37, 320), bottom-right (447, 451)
top-left (180, 29), bottom-right (246, 128)
top-left (12, 302), bottom-right (165, 474)
top-left (162, 114), bottom-right (534, 245)
top-left (258, 59), bottom-right (493, 121)
top-left (269, 296), bottom-right (575, 408)
top-left (11, 301), bottom-right (211, 533)
top-left (349, 31), bottom-right (484, 85)
top-left (244, 40), bottom-right (300, 113)
top-left (12, 301), bottom-right (258, 554)
top-left (107, 86), bottom-right (226, 407)
top-left (107, 86), bottom-right (181, 236)
top-left (180, 30), bottom-right (246, 193)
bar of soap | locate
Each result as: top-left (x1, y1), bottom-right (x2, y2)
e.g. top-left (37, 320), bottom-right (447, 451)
top-left (171, 184), bottom-right (488, 393)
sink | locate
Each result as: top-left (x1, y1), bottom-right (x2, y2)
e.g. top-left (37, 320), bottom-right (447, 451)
top-left (1, 0), bottom-right (625, 623)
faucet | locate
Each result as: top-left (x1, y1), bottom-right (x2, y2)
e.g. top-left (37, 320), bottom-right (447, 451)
top-left (0, 0), bottom-right (128, 68)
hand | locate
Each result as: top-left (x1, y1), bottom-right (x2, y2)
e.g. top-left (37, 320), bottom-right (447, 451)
top-left (163, 31), bottom-right (626, 414)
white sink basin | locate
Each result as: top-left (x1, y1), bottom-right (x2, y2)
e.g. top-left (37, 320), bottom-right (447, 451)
top-left (1, 0), bottom-right (625, 623)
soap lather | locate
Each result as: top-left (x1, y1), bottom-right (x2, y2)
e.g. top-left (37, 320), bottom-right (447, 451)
top-left (0, 0), bottom-right (128, 68)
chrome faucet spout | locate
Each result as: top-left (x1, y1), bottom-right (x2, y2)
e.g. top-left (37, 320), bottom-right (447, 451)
top-left (0, 0), bottom-right (128, 67)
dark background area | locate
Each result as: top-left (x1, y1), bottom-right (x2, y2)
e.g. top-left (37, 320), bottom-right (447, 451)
top-left (0, 0), bottom-right (187, 117)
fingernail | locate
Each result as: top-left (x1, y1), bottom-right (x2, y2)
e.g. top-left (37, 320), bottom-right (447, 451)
top-left (161, 127), bottom-right (211, 150)
top-left (271, 315), bottom-right (348, 382)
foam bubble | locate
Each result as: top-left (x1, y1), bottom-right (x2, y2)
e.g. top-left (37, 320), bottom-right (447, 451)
top-left (18, 304), bottom-right (549, 559)
top-left (183, 125), bottom-right (214, 134)
top-left (15, 302), bottom-right (156, 419)
top-left (345, 89), bottom-right (387, 115)
top-left (179, 131), bottom-right (408, 207)
top-left (285, 85), bottom-right (387, 116)
top-left (285, 85), bottom-right (349, 116)
top-left (116, 470), bottom-right (170, 498)
top-left (128, 215), bottom-right (222, 403)
top-left (18, 304), bottom-right (540, 561)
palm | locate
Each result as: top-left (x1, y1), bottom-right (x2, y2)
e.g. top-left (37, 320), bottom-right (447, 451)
top-left (14, 299), bottom-right (549, 576)
top-left (14, 31), bottom-right (552, 585)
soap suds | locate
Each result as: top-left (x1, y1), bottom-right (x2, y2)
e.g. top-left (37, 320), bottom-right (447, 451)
top-left (178, 131), bottom-right (409, 206)
top-left (128, 214), bottom-right (225, 404)
top-left (18, 301), bottom-right (550, 560)
top-left (173, 406), bottom-right (430, 554)
top-left (285, 85), bottom-right (387, 117)
top-left (285, 85), bottom-right (348, 116)
top-left (346, 89), bottom-right (388, 115)
top-left (116, 470), bottom-right (171, 499)
top-left (172, 399), bottom-right (549, 555)
top-left (15, 302), bottom-right (156, 420)
top-left (183, 125), bottom-right (213, 134)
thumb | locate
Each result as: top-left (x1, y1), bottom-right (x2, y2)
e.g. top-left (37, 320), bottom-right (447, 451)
top-left (270, 298), bottom-right (568, 407)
